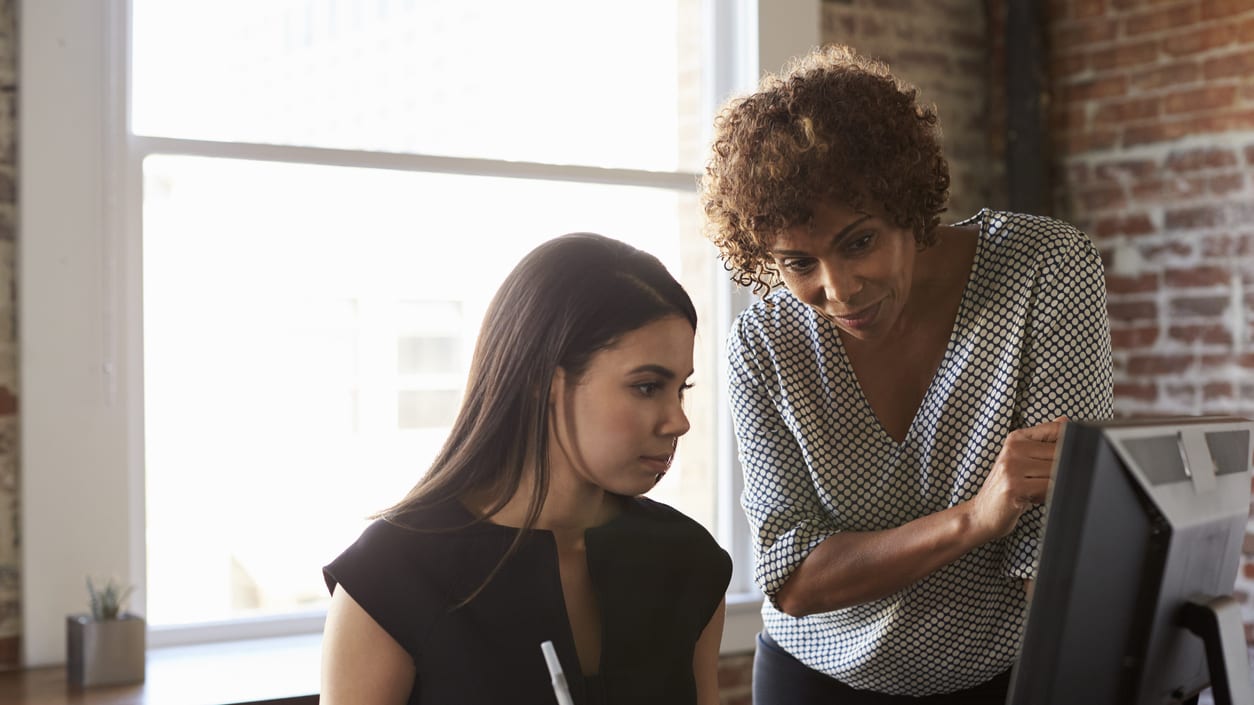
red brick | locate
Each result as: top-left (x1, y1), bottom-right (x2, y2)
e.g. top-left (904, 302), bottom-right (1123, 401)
top-left (1246, 144), bottom-right (1254, 165)
top-left (1054, 17), bottom-right (1120, 49)
top-left (1217, 109), bottom-right (1254, 131)
top-left (1066, 161), bottom-right (1092, 185)
top-left (822, 12), bottom-right (856, 37)
top-left (1110, 326), bottom-right (1159, 348)
top-left (1131, 177), bottom-right (1205, 202)
top-left (1073, 0), bottom-right (1108, 19)
top-left (1204, 382), bottom-right (1236, 401)
top-left (1051, 103), bottom-right (1089, 133)
top-left (1202, 49), bottom-right (1254, 80)
top-left (1165, 265), bottom-right (1233, 287)
top-left (1202, 233), bottom-right (1254, 257)
top-left (1171, 202), bottom-right (1254, 230)
top-left (1170, 296), bottom-right (1231, 317)
top-left (1091, 40), bottom-right (1162, 71)
top-left (1165, 147), bottom-right (1240, 172)
top-left (1079, 185), bottom-right (1128, 211)
top-left (0, 636), bottom-right (15, 669)
top-left (1053, 52), bottom-right (1089, 78)
top-left (1114, 381), bottom-right (1158, 401)
top-left (1124, 4), bottom-right (1203, 35)
top-left (1093, 96), bottom-right (1162, 124)
top-left (861, 16), bottom-right (887, 37)
top-left (1140, 240), bottom-right (1193, 262)
top-left (1111, 0), bottom-right (1177, 8)
top-left (1168, 323), bottom-right (1233, 344)
top-left (1126, 354), bottom-right (1192, 375)
top-left (1093, 213), bottom-right (1157, 237)
top-left (1209, 173), bottom-right (1246, 196)
top-left (1094, 159), bottom-right (1159, 182)
top-left (1164, 85), bottom-right (1239, 114)
top-left (1106, 272), bottom-right (1160, 294)
top-left (1130, 62), bottom-right (1201, 91)
top-left (1202, 0), bottom-right (1254, 20)
top-left (1059, 128), bottom-right (1120, 154)
top-left (1058, 75), bottom-right (1129, 102)
top-left (1108, 299), bottom-right (1159, 322)
top-left (1200, 353), bottom-right (1237, 368)
top-left (1166, 205), bottom-right (1229, 230)
top-left (1124, 121), bottom-right (1194, 147)
top-left (1163, 25), bottom-right (1237, 56)
top-left (1241, 15), bottom-right (1254, 42)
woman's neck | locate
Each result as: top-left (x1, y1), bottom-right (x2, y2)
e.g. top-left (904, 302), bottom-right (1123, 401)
top-left (466, 467), bottom-right (622, 534)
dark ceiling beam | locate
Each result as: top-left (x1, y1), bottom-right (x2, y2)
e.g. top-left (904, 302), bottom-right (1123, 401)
top-left (1005, 0), bottom-right (1051, 216)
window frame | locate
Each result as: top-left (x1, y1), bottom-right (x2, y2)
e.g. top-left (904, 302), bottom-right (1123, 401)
top-left (18, 0), bottom-right (818, 664)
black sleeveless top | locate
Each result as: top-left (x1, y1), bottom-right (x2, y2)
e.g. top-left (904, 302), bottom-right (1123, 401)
top-left (323, 496), bottom-right (732, 705)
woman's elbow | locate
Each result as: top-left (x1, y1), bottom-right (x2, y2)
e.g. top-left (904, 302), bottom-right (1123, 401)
top-left (773, 581), bottom-right (813, 617)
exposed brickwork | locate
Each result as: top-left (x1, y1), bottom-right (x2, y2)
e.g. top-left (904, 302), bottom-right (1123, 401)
top-left (821, 0), bottom-right (1005, 223)
top-left (1045, 0), bottom-right (1254, 635)
top-left (0, 0), bottom-right (16, 672)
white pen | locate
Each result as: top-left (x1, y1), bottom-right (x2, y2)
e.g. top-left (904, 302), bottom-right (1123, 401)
top-left (539, 640), bottom-right (575, 705)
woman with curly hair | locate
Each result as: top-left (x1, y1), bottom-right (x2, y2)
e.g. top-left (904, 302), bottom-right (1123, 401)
top-left (701, 45), bottom-right (1113, 704)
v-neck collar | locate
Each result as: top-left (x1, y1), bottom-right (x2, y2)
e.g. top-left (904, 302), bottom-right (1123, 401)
top-left (825, 210), bottom-right (988, 448)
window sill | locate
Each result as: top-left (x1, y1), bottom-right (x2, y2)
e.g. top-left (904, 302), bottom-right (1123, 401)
top-left (0, 602), bottom-right (762, 705)
top-left (0, 634), bottom-right (320, 705)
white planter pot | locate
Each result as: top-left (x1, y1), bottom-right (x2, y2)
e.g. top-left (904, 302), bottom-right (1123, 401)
top-left (66, 614), bottom-right (146, 687)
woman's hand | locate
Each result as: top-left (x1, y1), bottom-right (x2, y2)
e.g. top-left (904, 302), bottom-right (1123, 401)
top-left (969, 418), bottom-right (1067, 541)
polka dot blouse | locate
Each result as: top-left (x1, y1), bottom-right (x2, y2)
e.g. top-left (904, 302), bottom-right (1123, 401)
top-left (727, 209), bottom-right (1115, 696)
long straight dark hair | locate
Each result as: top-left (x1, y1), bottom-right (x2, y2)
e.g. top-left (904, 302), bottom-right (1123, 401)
top-left (378, 233), bottom-right (697, 601)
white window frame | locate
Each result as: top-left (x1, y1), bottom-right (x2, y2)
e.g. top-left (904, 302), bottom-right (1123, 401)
top-left (19, 0), bottom-right (818, 665)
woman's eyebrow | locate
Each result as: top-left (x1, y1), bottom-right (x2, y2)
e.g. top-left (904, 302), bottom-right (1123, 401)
top-left (768, 214), bottom-right (873, 256)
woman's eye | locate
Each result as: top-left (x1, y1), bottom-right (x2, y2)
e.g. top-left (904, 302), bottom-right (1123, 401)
top-left (846, 231), bottom-right (876, 253)
top-left (633, 382), bottom-right (662, 396)
top-left (780, 258), bottom-right (814, 273)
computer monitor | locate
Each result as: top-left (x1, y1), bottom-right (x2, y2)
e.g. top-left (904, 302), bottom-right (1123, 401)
top-left (1008, 416), bottom-right (1253, 705)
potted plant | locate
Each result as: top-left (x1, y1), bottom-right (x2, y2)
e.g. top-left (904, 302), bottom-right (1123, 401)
top-left (66, 576), bottom-right (146, 687)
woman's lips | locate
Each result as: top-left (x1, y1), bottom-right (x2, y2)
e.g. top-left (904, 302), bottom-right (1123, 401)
top-left (640, 454), bottom-right (673, 473)
top-left (830, 301), bottom-right (880, 331)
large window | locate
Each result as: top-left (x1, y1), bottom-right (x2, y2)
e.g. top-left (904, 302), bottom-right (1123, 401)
top-left (20, 0), bottom-right (818, 663)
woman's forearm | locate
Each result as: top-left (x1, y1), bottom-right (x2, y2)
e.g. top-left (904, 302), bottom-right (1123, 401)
top-left (774, 501), bottom-right (995, 616)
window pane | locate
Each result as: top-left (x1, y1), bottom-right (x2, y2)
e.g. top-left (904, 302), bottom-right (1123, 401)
top-left (141, 155), bottom-right (715, 626)
top-left (131, 0), bottom-right (707, 172)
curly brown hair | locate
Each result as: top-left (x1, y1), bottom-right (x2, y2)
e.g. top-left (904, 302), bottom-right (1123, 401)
top-left (700, 44), bottom-right (951, 296)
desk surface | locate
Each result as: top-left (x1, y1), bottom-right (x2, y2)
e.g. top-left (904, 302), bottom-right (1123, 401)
top-left (0, 635), bottom-right (320, 705)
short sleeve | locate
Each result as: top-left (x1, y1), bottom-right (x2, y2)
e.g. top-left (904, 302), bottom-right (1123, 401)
top-left (324, 519), bottom-right (427, 656)
top-left (1004, 225), bottom-right (1114, 579)
top-left (727, 312), bottom-right (840, 606)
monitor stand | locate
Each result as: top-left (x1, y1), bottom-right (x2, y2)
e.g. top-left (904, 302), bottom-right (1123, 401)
top-left (1180, 595), bottom-right (1253, 705)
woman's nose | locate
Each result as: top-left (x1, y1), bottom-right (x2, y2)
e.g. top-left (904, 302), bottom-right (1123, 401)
top-left (663, 401), bottom-right (691, 439)
top-left (820, 263), bottom-right (862, 304)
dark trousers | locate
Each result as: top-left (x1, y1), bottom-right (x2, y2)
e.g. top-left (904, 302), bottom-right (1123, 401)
top-left (752, 632), bottom-right (1012, 705)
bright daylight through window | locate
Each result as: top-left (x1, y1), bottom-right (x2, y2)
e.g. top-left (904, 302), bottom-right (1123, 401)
top-left (132, 0), bottom-right (719, 631)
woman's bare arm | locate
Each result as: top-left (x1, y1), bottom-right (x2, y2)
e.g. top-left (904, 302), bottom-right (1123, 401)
top-left (321, 585), bottom-right (416, 705)
top-left (775, 421), bottom-right (1062, 616)
top-left (692, 598), bottom-right (727, 705)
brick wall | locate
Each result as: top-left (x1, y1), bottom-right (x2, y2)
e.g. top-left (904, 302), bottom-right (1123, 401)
top-left (821, 0), bottom-right (1006, 222)
top-left (1045, 0), bottom-right (1254, 636)
top-left (0, 0), bottom-right (18, 672)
